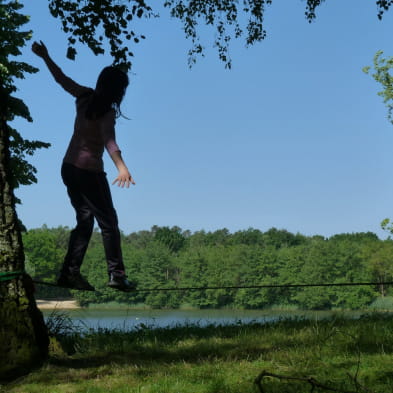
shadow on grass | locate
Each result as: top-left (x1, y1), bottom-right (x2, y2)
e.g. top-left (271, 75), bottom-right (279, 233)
top-left (7, 313), bottom-right (393, 388)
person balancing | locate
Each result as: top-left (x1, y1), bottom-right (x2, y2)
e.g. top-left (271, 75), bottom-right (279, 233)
top-left (32, 40), bottom-right (136, 292)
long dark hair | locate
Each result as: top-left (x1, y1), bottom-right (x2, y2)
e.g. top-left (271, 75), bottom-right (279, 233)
top-left (85, 66), bottom-right (129, 119)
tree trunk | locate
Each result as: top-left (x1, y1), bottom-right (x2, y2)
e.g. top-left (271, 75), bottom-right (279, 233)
top-left (0, 120), bottom-right (48, 381)
top-left (380, 280), bottom-right (385, 298)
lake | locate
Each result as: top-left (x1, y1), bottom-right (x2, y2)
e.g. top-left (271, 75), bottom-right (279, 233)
top-left (42, 308), bottom-right (365, 331)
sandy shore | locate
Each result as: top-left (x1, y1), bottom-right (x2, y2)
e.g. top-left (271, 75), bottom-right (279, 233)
top-left (36, 299), bottom-right (80, 310)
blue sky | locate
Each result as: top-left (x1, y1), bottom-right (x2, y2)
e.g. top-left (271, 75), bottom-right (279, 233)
top-left (12, 0), bottom-right (393, 238)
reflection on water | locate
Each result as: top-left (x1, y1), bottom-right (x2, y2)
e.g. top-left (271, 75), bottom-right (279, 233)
top-left (42, 308), bottom-right (362, 331)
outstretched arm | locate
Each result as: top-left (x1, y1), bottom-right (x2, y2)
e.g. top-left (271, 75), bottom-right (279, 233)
top-left (31, 41), bottom-right (90, 98)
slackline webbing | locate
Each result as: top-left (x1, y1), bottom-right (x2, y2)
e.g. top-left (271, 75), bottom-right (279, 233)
top-left (31, 279), bottom-right (393, 293)
top-left (0, 270), bottom-right (24, 282)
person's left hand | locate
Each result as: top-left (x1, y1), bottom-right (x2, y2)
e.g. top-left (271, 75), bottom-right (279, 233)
top-left (112, 169), bottom-right (135, 188)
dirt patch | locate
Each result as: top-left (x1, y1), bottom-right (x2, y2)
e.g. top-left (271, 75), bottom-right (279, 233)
top-left (36, 299), bottom-right (80, 309)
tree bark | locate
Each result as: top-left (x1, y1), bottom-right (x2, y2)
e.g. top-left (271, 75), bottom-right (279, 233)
top-left (0, 119), bottom-right (49, 381)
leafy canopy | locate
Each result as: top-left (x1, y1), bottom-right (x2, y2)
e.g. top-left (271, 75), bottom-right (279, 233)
top-left (47, 0), bottom-right (393, 71)
top-left (0, 0), bottom-right (50, 195)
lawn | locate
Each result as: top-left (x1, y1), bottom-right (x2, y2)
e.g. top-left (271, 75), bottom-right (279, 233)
top-left (2, 313), bottom-right (393, 393)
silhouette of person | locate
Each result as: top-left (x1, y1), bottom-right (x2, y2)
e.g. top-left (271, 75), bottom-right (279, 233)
top-left (32, 40), bottom-right (136, 292)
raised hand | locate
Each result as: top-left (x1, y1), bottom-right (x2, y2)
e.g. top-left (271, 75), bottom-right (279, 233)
top-left (31, 40), bottom-right (49, 58)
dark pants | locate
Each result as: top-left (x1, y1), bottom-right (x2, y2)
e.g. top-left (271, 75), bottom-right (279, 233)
top-left (61, 162), bottom-right (125, 277)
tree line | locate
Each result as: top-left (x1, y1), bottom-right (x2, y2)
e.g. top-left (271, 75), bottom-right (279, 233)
top-left (22, 225), bottom-right (393, 310)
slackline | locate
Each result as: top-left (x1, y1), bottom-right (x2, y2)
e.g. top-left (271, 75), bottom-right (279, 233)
top-left (31, 279), bottom-right (393, 293)
top-left (0, 270), bottom-right (24, 282)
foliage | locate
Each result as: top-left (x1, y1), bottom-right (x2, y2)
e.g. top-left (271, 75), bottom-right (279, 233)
top-left (363, 50), bottom-right (393, 125)
top-left (377, 0), bottom-right (393, 19)
top-left (48, 0), bottom-right (153, 70)
top-left (23, 225), bottom-right (389, 310)
top-left (23, 225), bottom-right (71, 297)
top-left (0, 0), bottom-right (50, 201)
top-left (8, 128), bottom-right (50, 196)
top-left (47, 0), bottom-right (271, 69)
top-left (153, 225), bottom-right (186, 253)
top-left (46, 0), bottom-right (393, 70)
top-left (381, 217), bottom-right (393, 235)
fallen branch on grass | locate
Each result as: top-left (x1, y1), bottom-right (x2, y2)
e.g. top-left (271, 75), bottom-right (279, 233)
top-left (254, 370), bottom-right (376, 393)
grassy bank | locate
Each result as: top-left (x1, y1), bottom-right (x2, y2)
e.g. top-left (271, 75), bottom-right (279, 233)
top-left (2, 313), bottom-right (393, 393)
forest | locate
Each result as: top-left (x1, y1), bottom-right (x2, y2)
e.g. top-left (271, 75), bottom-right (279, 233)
top-left (23, 225), bottom-right (393, 310)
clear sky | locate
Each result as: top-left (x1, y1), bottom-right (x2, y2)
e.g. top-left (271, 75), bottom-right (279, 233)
top-left (11, 0), bottom-right (393, 238)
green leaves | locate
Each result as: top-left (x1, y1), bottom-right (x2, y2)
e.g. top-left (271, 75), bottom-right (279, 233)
top-left (23, 226), bottom-right (70, 298)
top-left (48, 0), bottom-right (154, 71)
top-left (154, 226), bottom-right (186, 254)
top-left (46, 1), bottom-right (393, 70)
top-left (165, 0), bottom-right (269, 68)
top-left (8, 126), bottom-right (51, 191)
top-left (0, 0), bottom-right (50, 201)
top-left (364, 50), bottom-right (393, 125)
top-left (43, 0), bottom-right (324, 70)
top-left (24, 225), bottom-right (386, 310)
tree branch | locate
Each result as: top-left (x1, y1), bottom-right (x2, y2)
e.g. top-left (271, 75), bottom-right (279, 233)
top-left (254, 370), bottom-right (376, 393)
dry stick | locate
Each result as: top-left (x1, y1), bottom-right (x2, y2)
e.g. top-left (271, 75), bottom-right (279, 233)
top-left (338, 329), bottom-right (376, 393)
top-left (346, 340), bottom-right (364, 393)
top-left (254, 371), bottom-right (375, 393)
top-left (346, 370), bottom-right (375, 393)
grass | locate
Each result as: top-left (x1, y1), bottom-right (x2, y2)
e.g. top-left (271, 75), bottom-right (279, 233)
top-left (2, 313), bottom-right (393, 393)
top-left (369, 296), bottom-right (393, 311)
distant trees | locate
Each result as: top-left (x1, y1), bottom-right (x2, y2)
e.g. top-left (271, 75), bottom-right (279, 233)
top-left (23, 226), bottom-right (70, 298)
top-left (367, 242), bottom-right (393, 297)
top-left (25, 225), bottom-right (390, 310)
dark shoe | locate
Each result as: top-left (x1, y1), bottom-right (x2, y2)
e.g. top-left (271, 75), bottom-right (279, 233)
top-left (107, 274), bottom-right (136, 292)
top-left (57, 272), bottom-right (95, 291)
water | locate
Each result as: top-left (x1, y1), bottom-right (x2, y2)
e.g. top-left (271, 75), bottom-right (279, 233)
top-left (42, 308), bottom-right (359, 331)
